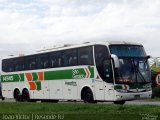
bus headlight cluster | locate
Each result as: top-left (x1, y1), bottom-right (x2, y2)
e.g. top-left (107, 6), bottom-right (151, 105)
top-left (116, 95), bottom-right (123, 98)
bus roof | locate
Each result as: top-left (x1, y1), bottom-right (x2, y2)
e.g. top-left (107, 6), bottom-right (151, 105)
top-left (106, 41), bottom-right (142, 46)
top-left (37, 41), bottom-right (142, 53)
top-left (2, 40), bottom-right (142, 59)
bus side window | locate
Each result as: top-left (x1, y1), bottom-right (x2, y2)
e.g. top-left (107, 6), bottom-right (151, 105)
top-left (25, 56), bottom-right (36, 70)
top-left (49, 52), bottom-right (62, 68)
top-left (95, 45), bottom-right (113, 83)
top-left (37, 54), bottom-right (49, 69)
top-left (14, 58), bottom-right (25, 71)
top-left (2, 59), bottom-right (8, 72)
top-left (2, 59), bottom-right (14, 72)
top-left (62, 49), bottom-right (77, 67)
top-left (78, 46), bottom-right (93, 65)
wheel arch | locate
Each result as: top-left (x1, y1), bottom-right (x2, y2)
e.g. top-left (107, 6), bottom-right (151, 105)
top-left (22, 88), bottom-right (29, 94)
top-left (13, 88), bottom-right (21, 101)
top-left (80, 85), bottom-right (95, 100)
top-left (22, 87), bottom-right (31, 102)
top-left (13, 88), bottom-right (21, 96)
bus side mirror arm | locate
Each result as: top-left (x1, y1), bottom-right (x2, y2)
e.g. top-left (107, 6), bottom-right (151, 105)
top-left (111, 54), bottom-right (119, 68)
top-left (147, 55), bottom-right (151, 59)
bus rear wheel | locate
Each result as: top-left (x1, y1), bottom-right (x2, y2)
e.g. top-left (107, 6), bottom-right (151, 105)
top-left (14, 89), bottom-right (21, 102)
top-left (83, 88), bottom-right (95, 103)
top-left (22, 89), bottom-right (30, 102)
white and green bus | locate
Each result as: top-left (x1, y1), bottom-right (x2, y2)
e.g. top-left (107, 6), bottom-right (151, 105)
top-left (1, 41), bottom-right (152, 104)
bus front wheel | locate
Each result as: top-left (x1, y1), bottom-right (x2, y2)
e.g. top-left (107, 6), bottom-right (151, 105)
top-left (83, 88), bottom-right (95, 103)
top-left (113, 101), bottom-right (125, 105)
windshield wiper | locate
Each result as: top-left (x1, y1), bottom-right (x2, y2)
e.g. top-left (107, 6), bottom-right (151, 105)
top-left (137, 67), bottom-right (147, 83)
top-left (132, 59), bottom-right (147, 83)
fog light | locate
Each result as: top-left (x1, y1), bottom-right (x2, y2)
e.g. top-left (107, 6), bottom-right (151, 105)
top-left (116, 95), bottom-right (122, 98)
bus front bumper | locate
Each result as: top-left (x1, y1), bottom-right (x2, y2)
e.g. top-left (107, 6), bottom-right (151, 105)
top-left (114, 90), bottom-right (152, 101)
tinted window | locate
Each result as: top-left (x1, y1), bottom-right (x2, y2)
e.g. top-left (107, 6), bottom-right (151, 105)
top-left (25, 56), bottom-right (36, 70)
top-left (62, 49), bottom-right (77, 67)
top-left (2, 59), bottom-right (7, 72)
top-left (78, 46), bottom-right (93, 65)
top-left (95, 45), bottom-right (110, 66)
top-left (2, 59), bottom-right (14, 72)
top-left (49, 52), bottom-right (62, 68)
top-left (95, 45), bottom-right (113, 83)
top-left (2, 46), bottom-right (94, 72)
top-left (109, 45), bottom-right (146, 57)
top-left (14, 58), bottom-right (25, 71)
top-left (37, 54), bottom-right (49, 69)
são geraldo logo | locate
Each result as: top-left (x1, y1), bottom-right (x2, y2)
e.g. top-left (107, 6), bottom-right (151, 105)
top-left (72, 68), bottom-right (91, 79)
top-left (72, 69), bottom-right (85, 79)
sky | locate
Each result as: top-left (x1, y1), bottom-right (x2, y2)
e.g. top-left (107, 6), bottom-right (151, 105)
top-left (0, 0), bottom-right (160, 58)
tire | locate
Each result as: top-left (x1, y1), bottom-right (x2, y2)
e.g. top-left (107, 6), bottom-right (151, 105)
top-left (1, 97), bottom-right (5, 101)
top-left (83, 89), bottom-right (95, 103)
top-left (41, 100), bottom-right (48, 102)
top-left (22, 89), bottom-right (30, 102)
top-left (52, 100), bottom-right (59, 103)
top-left (14, 89), bottom-right (21, 102)
top-left (113, 101), bottom-right (125, 105)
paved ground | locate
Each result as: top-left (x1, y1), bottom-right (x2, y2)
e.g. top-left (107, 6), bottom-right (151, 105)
top-left (126, 100), bottom-right (160, 105)
top-left (0, 98), bottom-right (160, 105)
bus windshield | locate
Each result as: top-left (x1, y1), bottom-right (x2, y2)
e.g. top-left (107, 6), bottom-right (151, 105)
top-left (116, 58), bottom-right (150, 84)
top-left (109, 45), bottom-right (151, 84)
top-left (110, 45), bottom-right (146, 57)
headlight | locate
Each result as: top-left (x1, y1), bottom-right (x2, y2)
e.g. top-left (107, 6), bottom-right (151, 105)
top-left (116, 95), bottom-right (123, 98)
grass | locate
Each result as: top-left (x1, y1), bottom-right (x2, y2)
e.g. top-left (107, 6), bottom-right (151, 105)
top-left (0, 102), bottom-right (160, 120)
top-left (150, 97), bottom-right (160, 101)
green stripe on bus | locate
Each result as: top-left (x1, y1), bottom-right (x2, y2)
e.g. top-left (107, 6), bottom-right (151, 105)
top-left (45, 70), bottom-right (72, 80)
top-left (89, 67), bottom-right (94, 78)
top-left (19, 74), bottom-right (25, 82)
top-left (44, 68), bottom-right (94, 80)
top-left (35, 82), bottom-right (41, 90)
top-left (114, 83), bottom-right (151, 90)
top-left (1, 74), bottom-right (25, 82)
top-left (32, 72), bottom-right (38, 81)
top-left (129, 83), bottom-right (151, 89)
top-left (1, 67), bottom-right (94, 82)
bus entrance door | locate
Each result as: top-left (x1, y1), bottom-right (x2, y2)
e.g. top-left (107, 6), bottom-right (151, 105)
top-left (94, 79), bottom-right (105, 101)
top-left (103, 60), bottom-right (115, 101)
top-left (104, 83), bottom-right (114, 101)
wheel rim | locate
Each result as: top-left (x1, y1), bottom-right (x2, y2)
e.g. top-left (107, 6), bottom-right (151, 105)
top-left (23, 91), bottom-right (29, 101)
top-left (14, 90), bottom-right (20, 101)
top-left (84, 92), bottom-right (93, 103)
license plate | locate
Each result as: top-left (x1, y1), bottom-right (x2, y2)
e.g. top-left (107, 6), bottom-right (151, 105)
top-left (135, 95), bottom-right (140, 99)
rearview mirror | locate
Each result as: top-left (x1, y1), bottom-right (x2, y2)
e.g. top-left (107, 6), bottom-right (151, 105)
top-left (111, 54), bottom-right (119, 68)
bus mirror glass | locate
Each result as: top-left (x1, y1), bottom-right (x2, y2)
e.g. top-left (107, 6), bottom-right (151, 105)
top-left (111, 54), bottom-right (119, 68)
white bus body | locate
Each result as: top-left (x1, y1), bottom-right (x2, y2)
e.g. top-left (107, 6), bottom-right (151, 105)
top-left (1, 41), bottom-right (152, 104)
